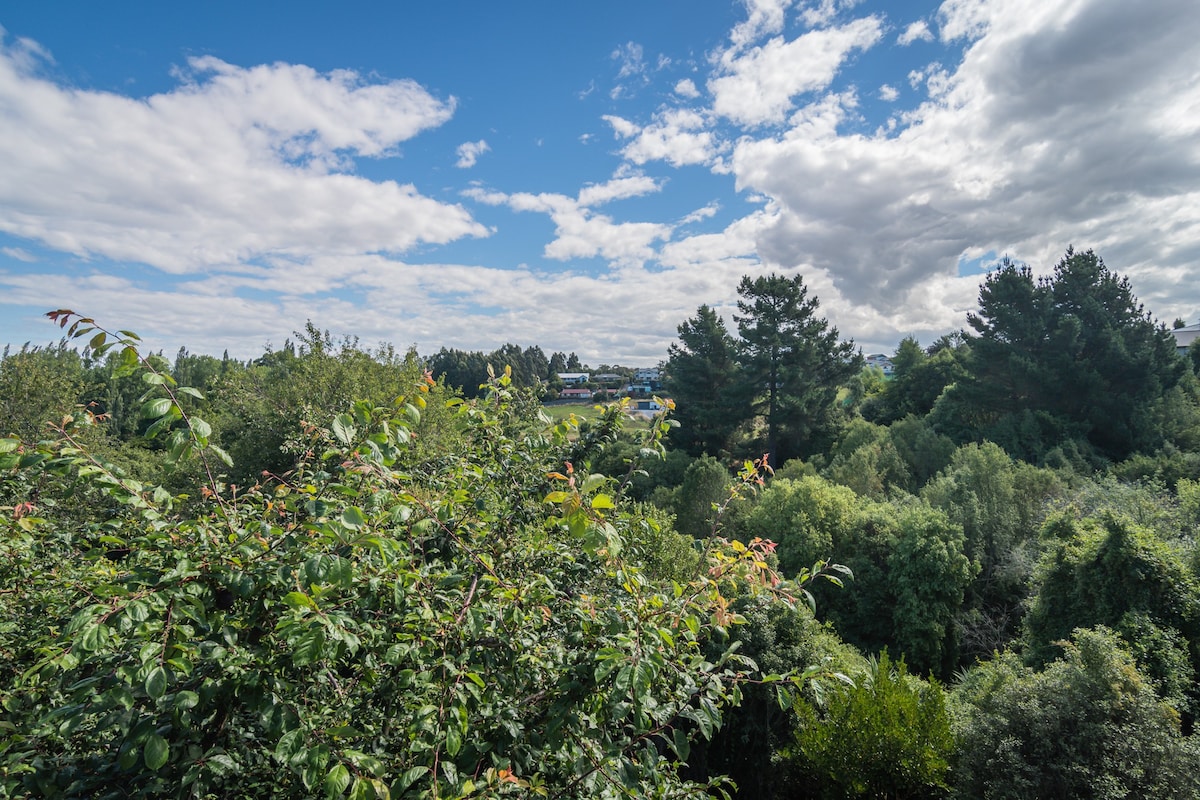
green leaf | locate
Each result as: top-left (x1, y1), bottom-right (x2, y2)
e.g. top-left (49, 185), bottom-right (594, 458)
top-left (190, 418), bottom-right (212, 439)
top-left (210, 444), bottom-right (234, 467)
top-left (393, 766), bottom-right (428, 794)
top-left (141, 397), bottom-right (174, 420)
top-left (0, 438), bottom-right (18, 454)
top-left (446, 722), bottom-right (462, 756)
top-left (275, 729), bottom-right (306, 765)
top-left (341, 507), bottom-right (366, 529)
top-left (173, 690), bottom-right (199, 710)
top-left (331, 414), bottom-right (356, 446)
top-left (176, 385), bottom-right (204, 399)
top-left (325, 763), bottom-right (352, 797)
top-left (348, 778), bottom-right (374, 800)
top-left (89, 331), bottom-right (107, 350)
top-left (145, 665), bottom-right (168, 699)
top-left (144, 733), bottom-right (169, 770)
top-left (284, 591), bottom-right (318, 611)
top-left (672, 728), bottom-right (691, 761)
top-left (141, 372), bottom-right (167, 385)
top-left (590, 493), bottom-right (615, 510)
top-left (125, 599), bottom-right (150, 623)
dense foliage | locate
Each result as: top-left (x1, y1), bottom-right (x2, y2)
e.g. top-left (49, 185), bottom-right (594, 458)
top-left (5, 246), bottom-right (1200, 799)
top-left (0, 313), bottom-right (845, 799)
top-left (935, 249), bottom-right (1185, 462)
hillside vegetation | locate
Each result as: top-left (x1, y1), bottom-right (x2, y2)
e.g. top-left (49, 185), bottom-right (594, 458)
top-left (3, 249), bottom-right (1200, 798)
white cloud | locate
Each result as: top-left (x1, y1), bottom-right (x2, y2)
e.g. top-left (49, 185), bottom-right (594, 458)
top-left (1, 246), bottom-right (35, 262)
top-left (606, 107), bottom-right (721, 167)
top-left (674, 78), bottom-right (700, 98)
top-left (728, 0), bottom-right (793, 52)
top-left (576, 175), bottom-right (661, 207)
top-left (937, 0), bottom-right (993, 42)
top-left (610, 41), bottom-right (652, 99)
top-left (709, 16), bottom-right (884, 125)
top-left (879, 84), bottom-right (899, 101)
top-left (727, 0), bottom-right (1200, 329)
top-left (898, 20), bottom-right (934, 45)
top-left (455, 139), bottom-right (490, 168)
top-left (465, 181), bottom-right (671, 268)
top-left (612, 41), bottom-right (646, 79)
top-left (799, 0), bottom-right (861, 28)
top-left (602, 114), bottom-right (640, 139)
top-left (679, 202), bottom-right (720, 226)
top-left (0, 35), bottom-right (486, 274)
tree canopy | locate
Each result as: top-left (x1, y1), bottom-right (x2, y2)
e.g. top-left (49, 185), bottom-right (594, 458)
top-left (663, 304), bottom-right (743, 458)
top-left (735, 274), bottom-right (862, 465)
top-left (937, 249), bottom-right (1185, 462)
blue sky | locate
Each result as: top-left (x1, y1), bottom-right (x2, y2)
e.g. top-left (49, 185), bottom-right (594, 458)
top-left (2, 0), bottom-right (1198, 363)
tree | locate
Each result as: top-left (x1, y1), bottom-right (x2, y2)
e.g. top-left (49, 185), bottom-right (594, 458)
top-left (868, 336), bottom-right (968, 425)
top-left (734, 274), bottom-right (862, 465)
top-left (0, 343), bottom-right (88, 443)
top-left (1024, 511), bottom-right (1200, 723)
top-left (663, 305), bottom-right (744, 457)
top-left (952, 629), bottom-right (1200, 800)
top-left (790, 653), bottom-right (953, 799)
top-left (937, 250), bottom-right (1185, 462)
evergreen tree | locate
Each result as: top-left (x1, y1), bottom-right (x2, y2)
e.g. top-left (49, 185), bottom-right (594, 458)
top-left (734, 274), bottom-right (861, 465)
top-left (663, 305), bottom-right (743, 457)
top-left (938, 250), bottom-right (1184, 462)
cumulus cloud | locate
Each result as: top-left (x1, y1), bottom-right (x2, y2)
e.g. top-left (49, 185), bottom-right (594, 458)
top-left (605, 108), bottom-right (721, 167)
top-left (709, 16), bottom-right (883, 125)
top-left (455, 139), bottom-right (490, 168)
top-left (898, 20), bottom-right (934, 45)
top-left (0, 34), bottom-right (485, 275)
top-left (728, 0), bottom-right (793, 52)
top-left (729, 0), bottom-right (1200, 327)
top-left (879, 84), bottom-right (899, 101)
top-left (674, 78), bottom-right (700, 98)
top-left (465, 177), bottom-right (671, 268)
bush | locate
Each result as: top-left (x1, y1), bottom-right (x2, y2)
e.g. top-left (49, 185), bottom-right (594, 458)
top-left (789, 652), bottom-right (953, 799)
top-left (951, 628), bottom-right (1200, 800)
top-left (0, 315), bottom-right (827, 799)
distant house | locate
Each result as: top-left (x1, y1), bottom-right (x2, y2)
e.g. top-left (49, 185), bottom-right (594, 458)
top-left (865, 354), bottom-right (894, 376)
top-left (631, 367), bottom-right (663, 392)
top-left (559, 387), bottom-right (593, 400)
top-left (1172, 323), bottom-right (1200, 354)
top-left (557, 372), bottom-right (590, 385)
top-left (633, 367), bottom-right (661, 382)
top-left (592, 373), bottom-right (624, 384)
top-left (629, 398), bottom-right (668, 417)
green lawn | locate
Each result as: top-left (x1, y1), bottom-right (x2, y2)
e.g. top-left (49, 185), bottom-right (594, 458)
top-left (542, 401), bottom-right (652, 432)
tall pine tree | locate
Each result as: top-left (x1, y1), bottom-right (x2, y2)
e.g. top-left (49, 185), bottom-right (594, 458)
top-left (664, 305), bottom-right (744, 457)
top-left (735, 274), bottom-right (862, 465)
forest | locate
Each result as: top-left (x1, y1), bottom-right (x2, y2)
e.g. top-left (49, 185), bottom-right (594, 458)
top-left (3, 248), bottom-right (1200, 799)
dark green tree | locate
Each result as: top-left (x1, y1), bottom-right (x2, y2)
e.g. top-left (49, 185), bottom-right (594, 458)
top-left (868, 336), bottom-right (968, 425)
top-left (937, 250), bottom-right (1185, 462)
top-left (734, 274), bottom-right (862, 465)
top-left (1024, 511), bottom-right (1200, 722)
top-left (663, 305), bottom-right (744, 456)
